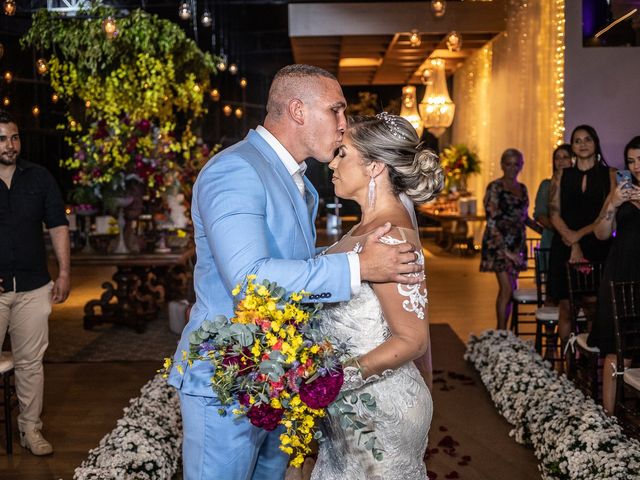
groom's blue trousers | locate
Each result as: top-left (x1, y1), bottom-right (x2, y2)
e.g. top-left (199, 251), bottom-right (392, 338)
top-left (180, 392), bottom-right (289, 480)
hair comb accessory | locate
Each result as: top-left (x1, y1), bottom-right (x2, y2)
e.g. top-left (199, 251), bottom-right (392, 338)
top-left (375, 112), bottom-right (411, 141)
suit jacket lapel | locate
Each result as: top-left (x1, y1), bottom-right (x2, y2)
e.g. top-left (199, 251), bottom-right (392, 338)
top-left (247, 131), bottom-right (316, 256)
top-left (304, 177), bottom-right (319, 244)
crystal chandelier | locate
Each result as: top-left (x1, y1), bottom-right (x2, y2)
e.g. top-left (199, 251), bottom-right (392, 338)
top-left (399, 85), bottom-right (423, 138)
top-left (418, 58), bottom-right (455, 138)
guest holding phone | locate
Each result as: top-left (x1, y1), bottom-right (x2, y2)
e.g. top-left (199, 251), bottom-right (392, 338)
top-left (589, 135), bottom-right (640, 415)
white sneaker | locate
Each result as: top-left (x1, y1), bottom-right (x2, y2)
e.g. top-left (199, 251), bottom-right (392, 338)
top-left (20, 429), bottom-right (53, 456)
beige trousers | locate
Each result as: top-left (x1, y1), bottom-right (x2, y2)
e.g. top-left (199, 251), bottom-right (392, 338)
top-left (0, 281), bottom-right (53, 432)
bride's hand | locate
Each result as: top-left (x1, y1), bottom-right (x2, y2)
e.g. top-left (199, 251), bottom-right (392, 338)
top-left (358, 223), bottom-right (422, 285)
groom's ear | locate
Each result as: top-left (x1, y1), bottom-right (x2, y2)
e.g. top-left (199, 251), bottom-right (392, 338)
top-left (287, 98), bottom-right (305, 126)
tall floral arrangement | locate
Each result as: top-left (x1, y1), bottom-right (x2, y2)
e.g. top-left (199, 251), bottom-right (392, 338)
top-left (21, 5), bottom-right (219, 203)
top-left (439, 144), bottom-right (481, 193)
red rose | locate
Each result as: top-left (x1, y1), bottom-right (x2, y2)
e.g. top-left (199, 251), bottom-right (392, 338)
top-left (245, 403), bottom-right (284, 431)
top-left (299, 367), bottom-right (344, 409)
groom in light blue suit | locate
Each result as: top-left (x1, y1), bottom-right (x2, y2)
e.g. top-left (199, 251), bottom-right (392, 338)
top-left (168, 65), bottom-right (421, 480)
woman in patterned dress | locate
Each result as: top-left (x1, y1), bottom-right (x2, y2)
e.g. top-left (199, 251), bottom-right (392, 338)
top-left (480, 149), bottom-right (540, 330)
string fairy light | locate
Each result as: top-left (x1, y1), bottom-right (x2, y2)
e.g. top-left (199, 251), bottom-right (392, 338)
top-left (552, 0), bottom-right (566, 146)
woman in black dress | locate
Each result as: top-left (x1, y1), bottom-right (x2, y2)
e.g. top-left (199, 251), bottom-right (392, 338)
top-left (548, 125), bottom-right (616, 349)
top-left (480, 149), bottom-right (539, 330)
top-left (589, 136), bottom-right (640, 414)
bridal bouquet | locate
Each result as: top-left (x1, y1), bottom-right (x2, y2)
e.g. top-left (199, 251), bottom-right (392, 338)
top-left (165, 275), bottom-right (378, 467)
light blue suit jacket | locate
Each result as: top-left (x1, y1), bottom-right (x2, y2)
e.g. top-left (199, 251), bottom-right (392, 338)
top-left (168, 130), bottom-right (352, 396)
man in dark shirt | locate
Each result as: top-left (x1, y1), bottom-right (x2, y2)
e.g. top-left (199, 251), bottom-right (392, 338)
top-left (0, 109), bottom-right (70, 455)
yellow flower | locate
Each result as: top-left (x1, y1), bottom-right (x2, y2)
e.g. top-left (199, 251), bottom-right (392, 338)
top-left (281, 446), bottom-right (294, 455)
top-left (270, 398), bottom-right (282, 409)
top-left (290, 292), bottom-right (302, 302)
top-left (309, 345), bottom-right (320, 354)
top-left (280, 434), bottom-right (291, 445)
top-left (290, 454), bottom-right (304, 468)
top-left (163, 358), bottom-right (172, 370)
top-left (232, 284), bottom-right (241, 296)
top-left (257, 285), bottom-right (269, 297)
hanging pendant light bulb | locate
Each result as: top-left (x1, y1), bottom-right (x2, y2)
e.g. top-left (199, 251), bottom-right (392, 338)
top-left (431, 0), bottom-right (446, 18)
top-left (32, 105), bottom-right (40, 117)
top-left (2, 97), bottom-right (10, 107)
top-left (178, 2), bottom-right (191, 21)
top-left (400, 85), bottom-right (424, 138)
top-left (228, 63), bottom-right (238, 75)
top-left (446, 31), bottom-right (462, 52)
top-left (409, 30), bottom-right (421, 48)
top-left (421, 69), bottom-right (433, 86)
top-left (234, 107), bottom-right (243, 119)
top-left (418, 58), bottom-right (455, 138)
top-left (102, 17), bottom-right (118, 40)
top-left (223, 105), bottom-right (232, 117)
top-left (210, 88), bottom-right (220, 102)
top-left (3, 71), bottom-right (12, 84)
top-left (51, 93), bottom-right (59, 103)
top-left (239, 77), bottom-right (247, 89)
top-left (217, 53), bottom-right (228, 72)
top-left (4, 0), bottom-right (16, 16)
top-left (201, 9), bottom-right (213, 27)
top-left (36, 58), bottom-right (48, 75)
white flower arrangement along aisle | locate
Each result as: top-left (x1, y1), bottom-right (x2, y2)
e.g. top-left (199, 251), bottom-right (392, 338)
top-left (465, 330), bottom-right (640, 480)
top-left (74, 375), bottom-right (182, 480)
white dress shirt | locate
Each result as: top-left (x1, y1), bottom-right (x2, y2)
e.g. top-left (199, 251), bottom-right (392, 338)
top-left (256, 125), bottom-right (361, 295)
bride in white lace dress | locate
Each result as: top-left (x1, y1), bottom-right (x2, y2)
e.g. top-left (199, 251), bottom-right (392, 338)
top-left (310, 113), bottom-right (443, 480)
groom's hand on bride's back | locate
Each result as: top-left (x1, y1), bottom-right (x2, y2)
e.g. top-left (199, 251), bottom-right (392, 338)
top-left (359, 223), bottom-right (422, 284)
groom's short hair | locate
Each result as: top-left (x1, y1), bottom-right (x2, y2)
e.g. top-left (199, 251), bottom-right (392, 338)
top-left (266, 64), bottom-right (337, 117)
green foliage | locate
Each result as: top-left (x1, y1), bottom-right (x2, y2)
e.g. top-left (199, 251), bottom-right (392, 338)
top-left (21, 4), bottom-right (219, 202)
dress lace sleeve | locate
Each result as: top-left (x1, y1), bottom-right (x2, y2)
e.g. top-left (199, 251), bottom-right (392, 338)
top-left (378, 230), bottom-right (428, 319)
top-left (350, 227), bottom-right (430, 382)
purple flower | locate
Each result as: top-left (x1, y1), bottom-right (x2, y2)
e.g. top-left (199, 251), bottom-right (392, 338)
top-left (299, 367), bottom-right (344, 409)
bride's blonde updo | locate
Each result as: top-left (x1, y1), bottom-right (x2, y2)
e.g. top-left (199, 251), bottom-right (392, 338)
top-left (346, 113), bottom-right (444, 205)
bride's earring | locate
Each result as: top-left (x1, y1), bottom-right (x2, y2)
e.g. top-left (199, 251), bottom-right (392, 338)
top-left (368, 176), bottom-right (376, 210)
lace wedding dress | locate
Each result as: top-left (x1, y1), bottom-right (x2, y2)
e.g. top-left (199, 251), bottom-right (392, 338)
top-left (311, 227), bottom-right (433, 480)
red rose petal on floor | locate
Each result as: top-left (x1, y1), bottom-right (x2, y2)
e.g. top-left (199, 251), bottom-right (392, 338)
top-left (439, 426), bottom-right (448, 432)
top-left (445, 472), bottom-right (460, 479)
top-left (438, 435), bottom-right (460, 448)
